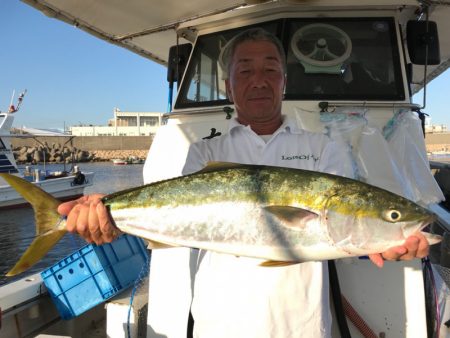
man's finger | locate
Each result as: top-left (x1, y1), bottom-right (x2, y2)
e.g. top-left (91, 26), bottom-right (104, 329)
top-left (88, 200), bottom-right (102, 244)
top-left (414, 234), bottom-right (430, 258)
top-left (97, 202), bottom-right (119, 243)
top-left (368, 253), bottom-right (384, 268)
top-left (76, 204), bottom-right (90, 239)
top-left (380, 246), bottom-right (407, 261)
top-left (66, 205), bottom-right (81, 233)
top-left (398, 236), bottom-right (420, 261)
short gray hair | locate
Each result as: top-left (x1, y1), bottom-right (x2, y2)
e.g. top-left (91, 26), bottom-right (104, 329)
top-left (219, 27), bottom-right (287, 80)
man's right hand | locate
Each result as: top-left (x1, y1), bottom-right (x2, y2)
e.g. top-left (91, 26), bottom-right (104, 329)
top-left (57, 194), bottom-right (121, 245)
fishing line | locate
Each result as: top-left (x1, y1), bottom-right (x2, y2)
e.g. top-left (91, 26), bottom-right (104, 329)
top-left (423, 256), bottom-right (441, 338)
top-left (127, 250), bottom-right (151, 338)
top-left (2, 235), bottom-right (37, 242)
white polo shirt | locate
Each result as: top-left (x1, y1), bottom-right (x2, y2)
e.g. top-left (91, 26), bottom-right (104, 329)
top-left (146, 116), bottom-right (353, 338)
top-left (183, 117), bottom-right (352, 176)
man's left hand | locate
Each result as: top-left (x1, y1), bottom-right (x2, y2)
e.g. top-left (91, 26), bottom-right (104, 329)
top-left (368, 232), bottom-right (429, 268)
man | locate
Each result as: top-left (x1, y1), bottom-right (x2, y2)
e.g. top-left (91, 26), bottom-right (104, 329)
top-left (58, 28), bottom-right (429, 337)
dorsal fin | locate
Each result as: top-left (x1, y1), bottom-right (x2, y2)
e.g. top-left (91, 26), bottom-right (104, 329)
top-left (196, 161), bottom-right (246, 174)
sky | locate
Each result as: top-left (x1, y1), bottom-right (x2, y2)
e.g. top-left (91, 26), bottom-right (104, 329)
top-left (1, 0), bottom-right (449, 130)
top-left (0, 0), bottom-right (167, 130)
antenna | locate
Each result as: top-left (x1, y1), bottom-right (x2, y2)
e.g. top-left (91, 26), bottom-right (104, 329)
top-left (9, 90), bottom-right (15, 107)
top-left (8, 89), bottom-right (27, 113)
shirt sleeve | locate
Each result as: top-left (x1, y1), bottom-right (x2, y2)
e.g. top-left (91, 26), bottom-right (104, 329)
top-left (182, 140), bottom-right (210, 175)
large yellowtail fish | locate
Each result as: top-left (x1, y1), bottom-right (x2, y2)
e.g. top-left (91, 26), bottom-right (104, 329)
top-left (1, 163), bottom-right (440, 276)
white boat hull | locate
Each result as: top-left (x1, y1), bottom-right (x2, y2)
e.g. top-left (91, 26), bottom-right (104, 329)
top-left (0, 171), bottom-right (94, 209)
top-left (112, 159), bottom-right (128, 165)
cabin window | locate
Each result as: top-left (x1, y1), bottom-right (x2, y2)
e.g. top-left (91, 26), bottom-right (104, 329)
top-left (285, 17), bottom-right (404, 101)
top-left (175, 17), bottom-right (404, 109)
top-left (175, 21), bottom-right (280, 109)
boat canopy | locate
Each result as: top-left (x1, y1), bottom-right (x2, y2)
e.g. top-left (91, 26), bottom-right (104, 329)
top-left (21, 0), bottom-right (450, 93)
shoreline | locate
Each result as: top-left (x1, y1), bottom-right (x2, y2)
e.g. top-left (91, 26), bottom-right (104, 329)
top-left (13, 147), bottom-right (149, 164)
top-left (91, 149), bottom-right (149, 161)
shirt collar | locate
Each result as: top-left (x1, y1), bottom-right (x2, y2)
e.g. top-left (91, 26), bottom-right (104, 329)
top-left (228, 115), bottom-right (304, 136)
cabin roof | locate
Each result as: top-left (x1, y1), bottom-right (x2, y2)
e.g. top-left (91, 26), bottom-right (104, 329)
top-left (21, 0), bottom-right (450, 93)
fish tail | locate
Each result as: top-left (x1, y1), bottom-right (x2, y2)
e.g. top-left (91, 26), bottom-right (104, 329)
top-left (0, 173), bottom-right (66, 276)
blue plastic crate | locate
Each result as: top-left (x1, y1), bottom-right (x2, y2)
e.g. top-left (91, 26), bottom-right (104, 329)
top-left (41, 234), bottom-right (149, 319)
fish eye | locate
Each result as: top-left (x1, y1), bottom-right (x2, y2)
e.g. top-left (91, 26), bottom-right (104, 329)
top-left (383, 210), bottom-right (402, 222)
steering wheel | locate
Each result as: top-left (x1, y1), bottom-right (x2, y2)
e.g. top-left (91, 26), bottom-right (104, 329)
top-left (291, 23), bottom-right (352, 73)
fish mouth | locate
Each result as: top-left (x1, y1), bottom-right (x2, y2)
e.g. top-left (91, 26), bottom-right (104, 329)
top-left (402, 213), bottom-right (437, 238)
top-left (421, 213), bottom-right (438, 229)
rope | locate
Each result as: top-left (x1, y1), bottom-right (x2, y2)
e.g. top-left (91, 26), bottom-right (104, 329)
top-left (127, 251), bottom-right (151, 338)
top-left (341, 294), bottom-right (378, 338)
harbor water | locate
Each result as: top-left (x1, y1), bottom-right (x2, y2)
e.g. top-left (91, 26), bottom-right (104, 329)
top-left (0, 162), bottom-right (145, 286)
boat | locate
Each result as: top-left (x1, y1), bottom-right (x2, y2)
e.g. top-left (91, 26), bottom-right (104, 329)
top-left (112, 157), bottom-right (145, 165)
top-left (128, 156), bottom-right (145, 164)
top-left (0, 91), bottom-right (94, 209)
top-left (111, 158), bottom-right (128, 165)
top-left (1, 1), bottom-right (450, 337)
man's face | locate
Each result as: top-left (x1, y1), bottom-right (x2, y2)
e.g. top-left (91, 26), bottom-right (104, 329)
top-left (226, 40), bottom-right (286, 127)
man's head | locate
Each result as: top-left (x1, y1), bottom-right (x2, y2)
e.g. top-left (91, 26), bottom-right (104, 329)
top-left (220, 28), bottom-right (287, 80)
top-left (219, 28), bottom-right (287, 134)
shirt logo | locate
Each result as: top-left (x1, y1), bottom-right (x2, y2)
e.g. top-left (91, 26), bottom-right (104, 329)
top-left (281, 154), bottom-right (319, 162)
top-left (202, 128), bottom-right (222, 140)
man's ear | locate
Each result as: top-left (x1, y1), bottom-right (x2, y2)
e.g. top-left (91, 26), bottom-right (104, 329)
top-left (225, 79), bottom-right (233, 102)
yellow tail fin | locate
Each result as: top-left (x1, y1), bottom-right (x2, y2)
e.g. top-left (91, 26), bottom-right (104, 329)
top-left (0, 173), bottom-right (66, 276)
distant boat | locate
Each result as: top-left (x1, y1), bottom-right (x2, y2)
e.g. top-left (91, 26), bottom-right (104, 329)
top-left (111, 157), bottom-right (144, 165)
top-left (111, 158), bottom-right (128, 165)
top-left (128, 156), bottom-right (145, 164)
top-left (0, 90), bottom-right (94, 209)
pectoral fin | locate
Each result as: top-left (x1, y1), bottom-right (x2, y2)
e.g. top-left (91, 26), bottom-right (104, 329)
top-left (146, 240), bottom-right (179, 249)
top-left (264, 206), bottom-right (319, 229)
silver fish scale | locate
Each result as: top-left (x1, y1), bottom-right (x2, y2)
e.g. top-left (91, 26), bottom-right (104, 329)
top-left (110, 201), bottom-right (332, 260)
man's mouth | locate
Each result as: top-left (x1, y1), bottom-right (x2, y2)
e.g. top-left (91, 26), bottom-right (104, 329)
top-left (248, 96), bottom-right (271, 102)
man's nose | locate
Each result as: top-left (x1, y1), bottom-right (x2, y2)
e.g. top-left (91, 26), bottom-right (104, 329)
top-left (251, 69), bottom-right (268, 88)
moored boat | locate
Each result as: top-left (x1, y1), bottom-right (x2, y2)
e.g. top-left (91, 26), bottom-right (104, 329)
top-left (0, 91), bottom-right (94, 209)
top-left (111, 158), bottom-right (128, 165)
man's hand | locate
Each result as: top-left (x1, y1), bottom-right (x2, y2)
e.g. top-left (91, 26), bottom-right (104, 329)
top-left (58, 194), bottom-right (121, 245)
top-left (368, 233), bottom-right (429, 268)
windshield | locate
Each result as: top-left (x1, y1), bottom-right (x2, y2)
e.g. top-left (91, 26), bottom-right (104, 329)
top-left (175, 17), bottom-right (404, 109)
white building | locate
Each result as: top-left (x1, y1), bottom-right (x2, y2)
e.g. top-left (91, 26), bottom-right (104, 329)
top-left (69, 109), bottom-right (164, 136)
top-left (424, 116), bottom-right (448, 133)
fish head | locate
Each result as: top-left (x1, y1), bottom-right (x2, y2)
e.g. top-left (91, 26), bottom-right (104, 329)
top-left (325, 182), bottom-right (438, 254)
